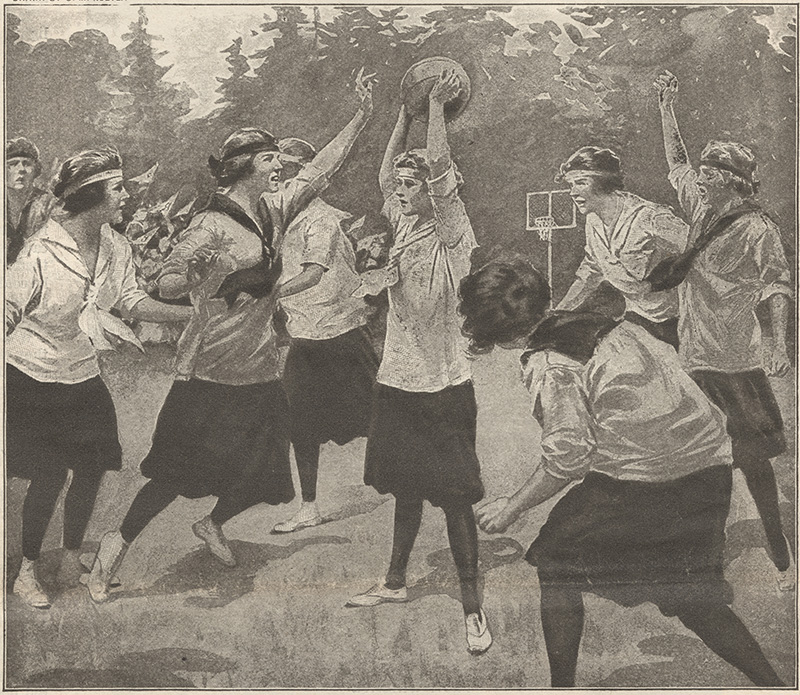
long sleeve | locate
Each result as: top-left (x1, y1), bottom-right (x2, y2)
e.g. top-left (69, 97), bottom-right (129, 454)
top-left (558, 253), bottom-right (605, 311)
top-left (534, 365), bottom-right (597, 480)
top-left (113, 240), bottom-right (150, 316)
top-left (6, 249), bottom-right (43, 335)
top-left (752, 219), bottom-right (792, 302)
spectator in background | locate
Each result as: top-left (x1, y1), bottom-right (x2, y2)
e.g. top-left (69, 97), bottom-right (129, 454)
top-left (6, 137), bottom-right (53, 265)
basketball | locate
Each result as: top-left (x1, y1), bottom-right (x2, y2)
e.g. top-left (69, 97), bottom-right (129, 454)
top-left (401, 57), bottom-right (471, 123)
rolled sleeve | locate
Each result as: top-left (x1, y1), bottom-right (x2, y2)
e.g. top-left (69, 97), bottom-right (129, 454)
top-left (301, 216), bottom-right (338, 271)
top-left (753, 221), bottom-right (793, 301)
top-left (668, 163), bottom-right (705, 222)
top-left (427, 166), bottom-right (476, 249)
top-left (536, 366), bottom-right (596, 480)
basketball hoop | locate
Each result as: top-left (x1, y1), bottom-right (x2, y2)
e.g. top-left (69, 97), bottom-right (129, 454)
top-left (534, 216), bottom-right (556, 242)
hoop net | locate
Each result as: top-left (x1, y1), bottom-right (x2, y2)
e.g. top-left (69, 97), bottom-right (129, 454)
top-left (534, 216), bottom-right (556, 242)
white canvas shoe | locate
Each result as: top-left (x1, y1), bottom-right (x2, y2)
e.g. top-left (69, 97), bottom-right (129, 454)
top-left (192, 516), bottom-right (236, 567)
top-left (13, 559), bottom-right (51, 609)
top-left (465, 609), bottom-right (492, 655)
top-left (83, 531), bottom-right (129, 603)
top-left (272, 502), bottom-right (323, 534)
top-left (345, 582), bottom-right (408, 607)
top-left (777, 535), bottom-right (796, 592)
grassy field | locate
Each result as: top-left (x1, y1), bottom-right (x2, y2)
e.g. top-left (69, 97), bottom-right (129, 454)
top-left (5, 343), bottom-right (797, 689)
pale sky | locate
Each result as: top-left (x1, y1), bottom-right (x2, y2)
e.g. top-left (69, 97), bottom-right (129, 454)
top-left (9, 4), bottom-right (795, 120)
top-left (9, 4), bottom-right (580, 119)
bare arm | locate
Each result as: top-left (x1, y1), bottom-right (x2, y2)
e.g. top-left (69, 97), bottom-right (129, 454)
top-left (654, 71), bottom-right (689, 169)
top-left (477, 464), bottom-right (570, 534)
top-left (426, 70), bottom-right (462, 180)
top-left (310, 69), bottom-right (374, 183)
top-left (277, 263), bottom-right (325, 299)
top-left (129, 296), bottom-right (193, 323)
top-left (379, 105), bottom-right (412, 198)
top-left (766, 293), bottom-right (791, 377)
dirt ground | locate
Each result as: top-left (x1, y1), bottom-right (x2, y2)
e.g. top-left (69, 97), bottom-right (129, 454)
top-left (5, 343), bottom-right (797, 689)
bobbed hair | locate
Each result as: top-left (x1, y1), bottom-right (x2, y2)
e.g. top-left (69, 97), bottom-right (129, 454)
top-left (52, 146), bottom-right (123, 215)
top-left (209, 128), bottom-right (279, 186)
top-left (458, 258), bottom-right (551, 355)
top-left (556, 146), bottom-right (624, 193)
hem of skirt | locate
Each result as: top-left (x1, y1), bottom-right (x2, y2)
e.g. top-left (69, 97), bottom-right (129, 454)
top-left (366, 481), bottom-right (483, 507)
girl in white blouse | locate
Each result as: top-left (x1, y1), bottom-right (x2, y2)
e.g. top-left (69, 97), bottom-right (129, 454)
top-left (460, 258), bottom-right (784, 687)
top-left (6, 147), bottom-right (192, 609)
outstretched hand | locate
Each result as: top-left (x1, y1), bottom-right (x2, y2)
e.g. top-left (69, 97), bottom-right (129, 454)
top-left (653, 70), bottom-right (678, 109)
top-left (476, 497), bottom-right (515, 534)
top-left (355, 67), bottom-right (377, 119)
top-left (429, 68), bottom-right (462, 106)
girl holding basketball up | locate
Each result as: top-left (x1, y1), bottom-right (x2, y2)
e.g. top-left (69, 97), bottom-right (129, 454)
top-left (346, 68), bottom-right (491, 656)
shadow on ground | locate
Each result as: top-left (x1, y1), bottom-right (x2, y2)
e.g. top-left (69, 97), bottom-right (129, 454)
top-left (16, 646), bottom-right (237, 688)
top-left (408, 536), bottom-right (524, 603)
top-left (109, 535), bottom-right (350, 608)
top-left (591, 634), bottom-right (749, 687)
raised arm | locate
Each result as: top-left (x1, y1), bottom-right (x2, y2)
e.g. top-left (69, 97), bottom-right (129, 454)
top-left (426, 70), bottom-right (462, 180)
top-left (654, 71), bottom-right (689, 170)
top-left (309, 69), bottom-right (374, 183)
top-left (379, 105), bottom-right (412, 199)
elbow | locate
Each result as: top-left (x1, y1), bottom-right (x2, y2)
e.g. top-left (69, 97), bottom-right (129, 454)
top-left (158, 273), bottom-right (188, 300)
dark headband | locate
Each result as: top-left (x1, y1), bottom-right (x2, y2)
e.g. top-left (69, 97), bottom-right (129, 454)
top-left (221, 140), bottom-right (279, 162)
top-left (700, 157), bottom-right (752, 183)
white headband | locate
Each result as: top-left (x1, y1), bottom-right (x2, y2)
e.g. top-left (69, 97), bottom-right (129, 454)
top-left (62, 169), bottom-right (123, 198)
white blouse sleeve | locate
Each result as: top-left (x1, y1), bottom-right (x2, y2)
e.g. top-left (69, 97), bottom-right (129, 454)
top-left (534, 364), bottom-right (597, 480)
top-left (5, 246), bottom-right (43, 335)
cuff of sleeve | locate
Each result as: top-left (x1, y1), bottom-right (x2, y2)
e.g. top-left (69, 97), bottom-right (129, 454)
top-left (667, 162), bottom-right (694, 185)
top-left (427, 165), bottom-right (458, 198)
top-left (761, 283), bottom-right (793, 302)
top-left (119, 291), bottom-right (152, 317)
top-left (541, 459), bottom-right (576, 481)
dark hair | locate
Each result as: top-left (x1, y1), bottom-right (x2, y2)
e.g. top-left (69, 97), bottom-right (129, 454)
top-left (458, 258), bottom-right (550, 355)
top-left (52, 146), bottom-right (123, 215)
top-left (393, 149), bottom-right (431, 181)
top-left (556, 146), bottom-right (624, 192)
top-left (700, 141), bottom-right (760, 197)
top-left (6, 137), bottom-right (42, 178)
top-left (209, 128), bottom-right (279, 186)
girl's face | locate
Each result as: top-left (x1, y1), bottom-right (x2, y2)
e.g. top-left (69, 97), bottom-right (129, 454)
top-left (394, 168), bottom-right (433, 218)
top-left (100, 177), bottom-right (130, 225)
top-left (6, 157), bottom-right (37, 193)
top-left (252, 151), bottom-right (284, 193)
top-left (697, 165), bottom-right (732, 209)
top-left (564, 171), bottom-right (609, 215)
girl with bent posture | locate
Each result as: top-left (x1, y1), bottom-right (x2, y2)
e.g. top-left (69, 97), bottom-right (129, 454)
top-left (461, 258), bottom-right (784, 687)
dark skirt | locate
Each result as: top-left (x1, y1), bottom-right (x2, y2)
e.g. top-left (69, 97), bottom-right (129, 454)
top-left (282, 326), bottom-right (378, 446)
top-left (691, 369), bottom-right (785, 462)
top-left (364, 381), bottom-right (484, 507)
top-left (140, 378), bottom-right (294, 503)
top-left (6, 364), bottom-right (122, 479)
top-left (527, 465), bottom-right (733, 616)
